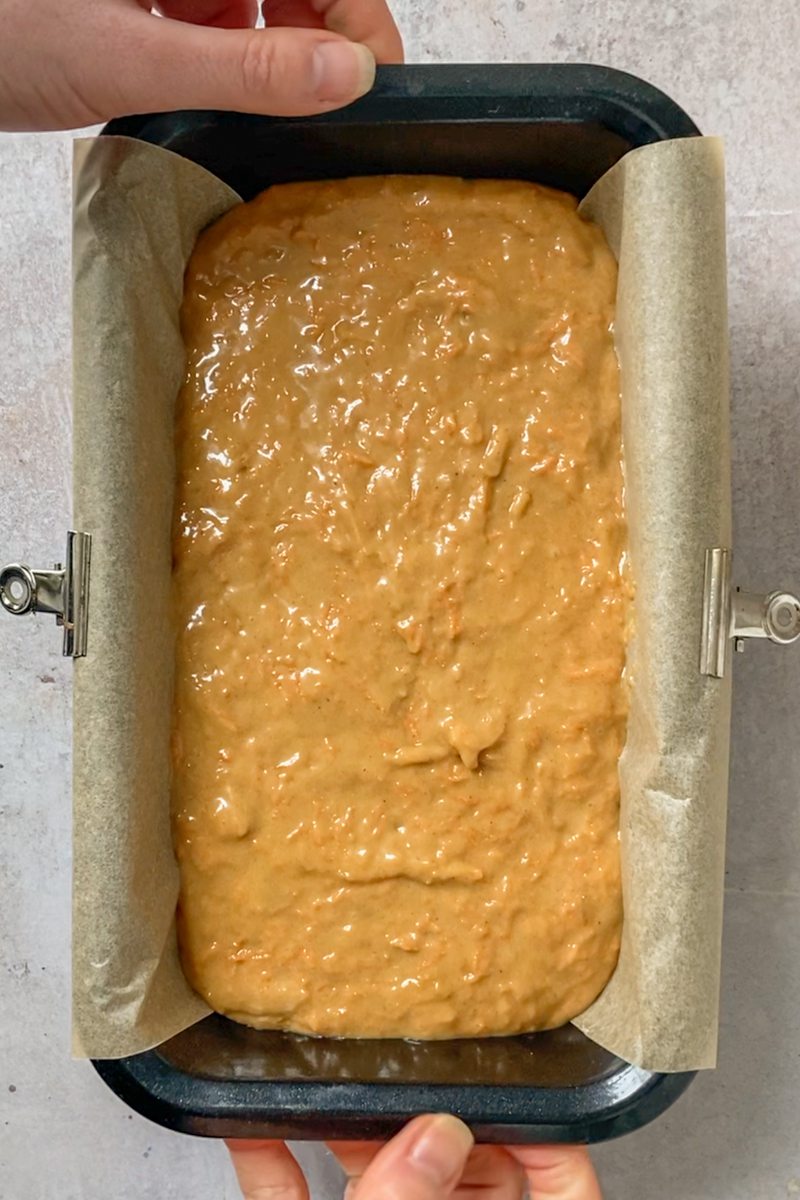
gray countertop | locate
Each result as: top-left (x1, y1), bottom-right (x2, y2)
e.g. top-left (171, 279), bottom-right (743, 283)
top-left (2, 2), bottom-right (799, 1196)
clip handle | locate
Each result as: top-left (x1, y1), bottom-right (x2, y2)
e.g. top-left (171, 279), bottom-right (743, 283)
top-left (732, 590), bottom-right (800, 646)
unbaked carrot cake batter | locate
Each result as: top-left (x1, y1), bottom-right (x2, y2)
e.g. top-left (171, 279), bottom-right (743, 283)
top-left (172, 176), bottom-right (630, 1038)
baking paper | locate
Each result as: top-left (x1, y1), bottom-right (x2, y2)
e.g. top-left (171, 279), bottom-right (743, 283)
top-left (72, 134), bottom-right (731, 1069)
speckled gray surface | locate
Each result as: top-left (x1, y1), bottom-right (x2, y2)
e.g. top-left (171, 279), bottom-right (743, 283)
top-left (2, 3), bottom-right (799, 1198)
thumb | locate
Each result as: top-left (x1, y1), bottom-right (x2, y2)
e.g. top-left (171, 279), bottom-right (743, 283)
top-left (111, 14), bottom-right (376, 118)
top-left (352, 1114), bottom-right (474, 1199)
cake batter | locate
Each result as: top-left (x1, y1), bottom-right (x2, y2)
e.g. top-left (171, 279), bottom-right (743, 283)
top-left (172, 176), bottom-right (629, 1038)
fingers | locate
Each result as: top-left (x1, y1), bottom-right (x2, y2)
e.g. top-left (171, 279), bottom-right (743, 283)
top-left (157, 1), bottom-right (259, 27)
top-left (329, 1139), bottom-right (383, 1179)
top-left (506, 1145), bottom-right (603, 1200)
top-left (264, 0), bottom-right (404, 62)
top-left (261, 0), bottom-right (327, 29)
top-left (226, 1139), bottom-right (310, 1200)
top-left (313, 0), bottom-right (403, 62)
top-left (343, 1114), bottom-right (474, 1199)
top-left (449, 1145), bottom-right (527, 1199)
top-left (112, 14), bottom-right (376, 117)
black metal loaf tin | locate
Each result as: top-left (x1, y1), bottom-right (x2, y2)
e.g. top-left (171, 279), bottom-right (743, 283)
top-left (96, 64), bottom-right (699, 1143)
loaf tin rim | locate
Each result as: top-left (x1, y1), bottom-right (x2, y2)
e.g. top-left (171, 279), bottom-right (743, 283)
top-left (102, 61), bottom-right (700, 146)
top-left (93, 1047), bottom-right (695, 1143)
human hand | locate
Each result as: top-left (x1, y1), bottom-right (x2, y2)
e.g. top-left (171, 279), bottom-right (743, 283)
top-left (0, 0), bottom-right (402, 132)
top-left (228, 1113), bottom-right (604, 1198)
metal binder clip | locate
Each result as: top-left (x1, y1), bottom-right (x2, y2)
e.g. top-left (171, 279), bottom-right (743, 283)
top-left (701, 547), bottom-right (800, 678)
top-left (0, 531), bottom-right (92, 658)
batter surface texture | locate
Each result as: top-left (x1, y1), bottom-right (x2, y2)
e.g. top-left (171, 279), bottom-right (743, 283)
top-left (172, 176), bottom-right (629, 1038)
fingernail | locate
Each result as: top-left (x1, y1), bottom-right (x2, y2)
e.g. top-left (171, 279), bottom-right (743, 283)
top-left (312, 41), bottom-right (376, 103)
top-left (407, 1115), bottom-right (474, 1187)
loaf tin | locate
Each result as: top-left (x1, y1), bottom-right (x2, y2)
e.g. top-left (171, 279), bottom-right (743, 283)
top-left (0, 63), bottom-right (750, 1144)
top-left (84, 64), bottom-right (699, 1144)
